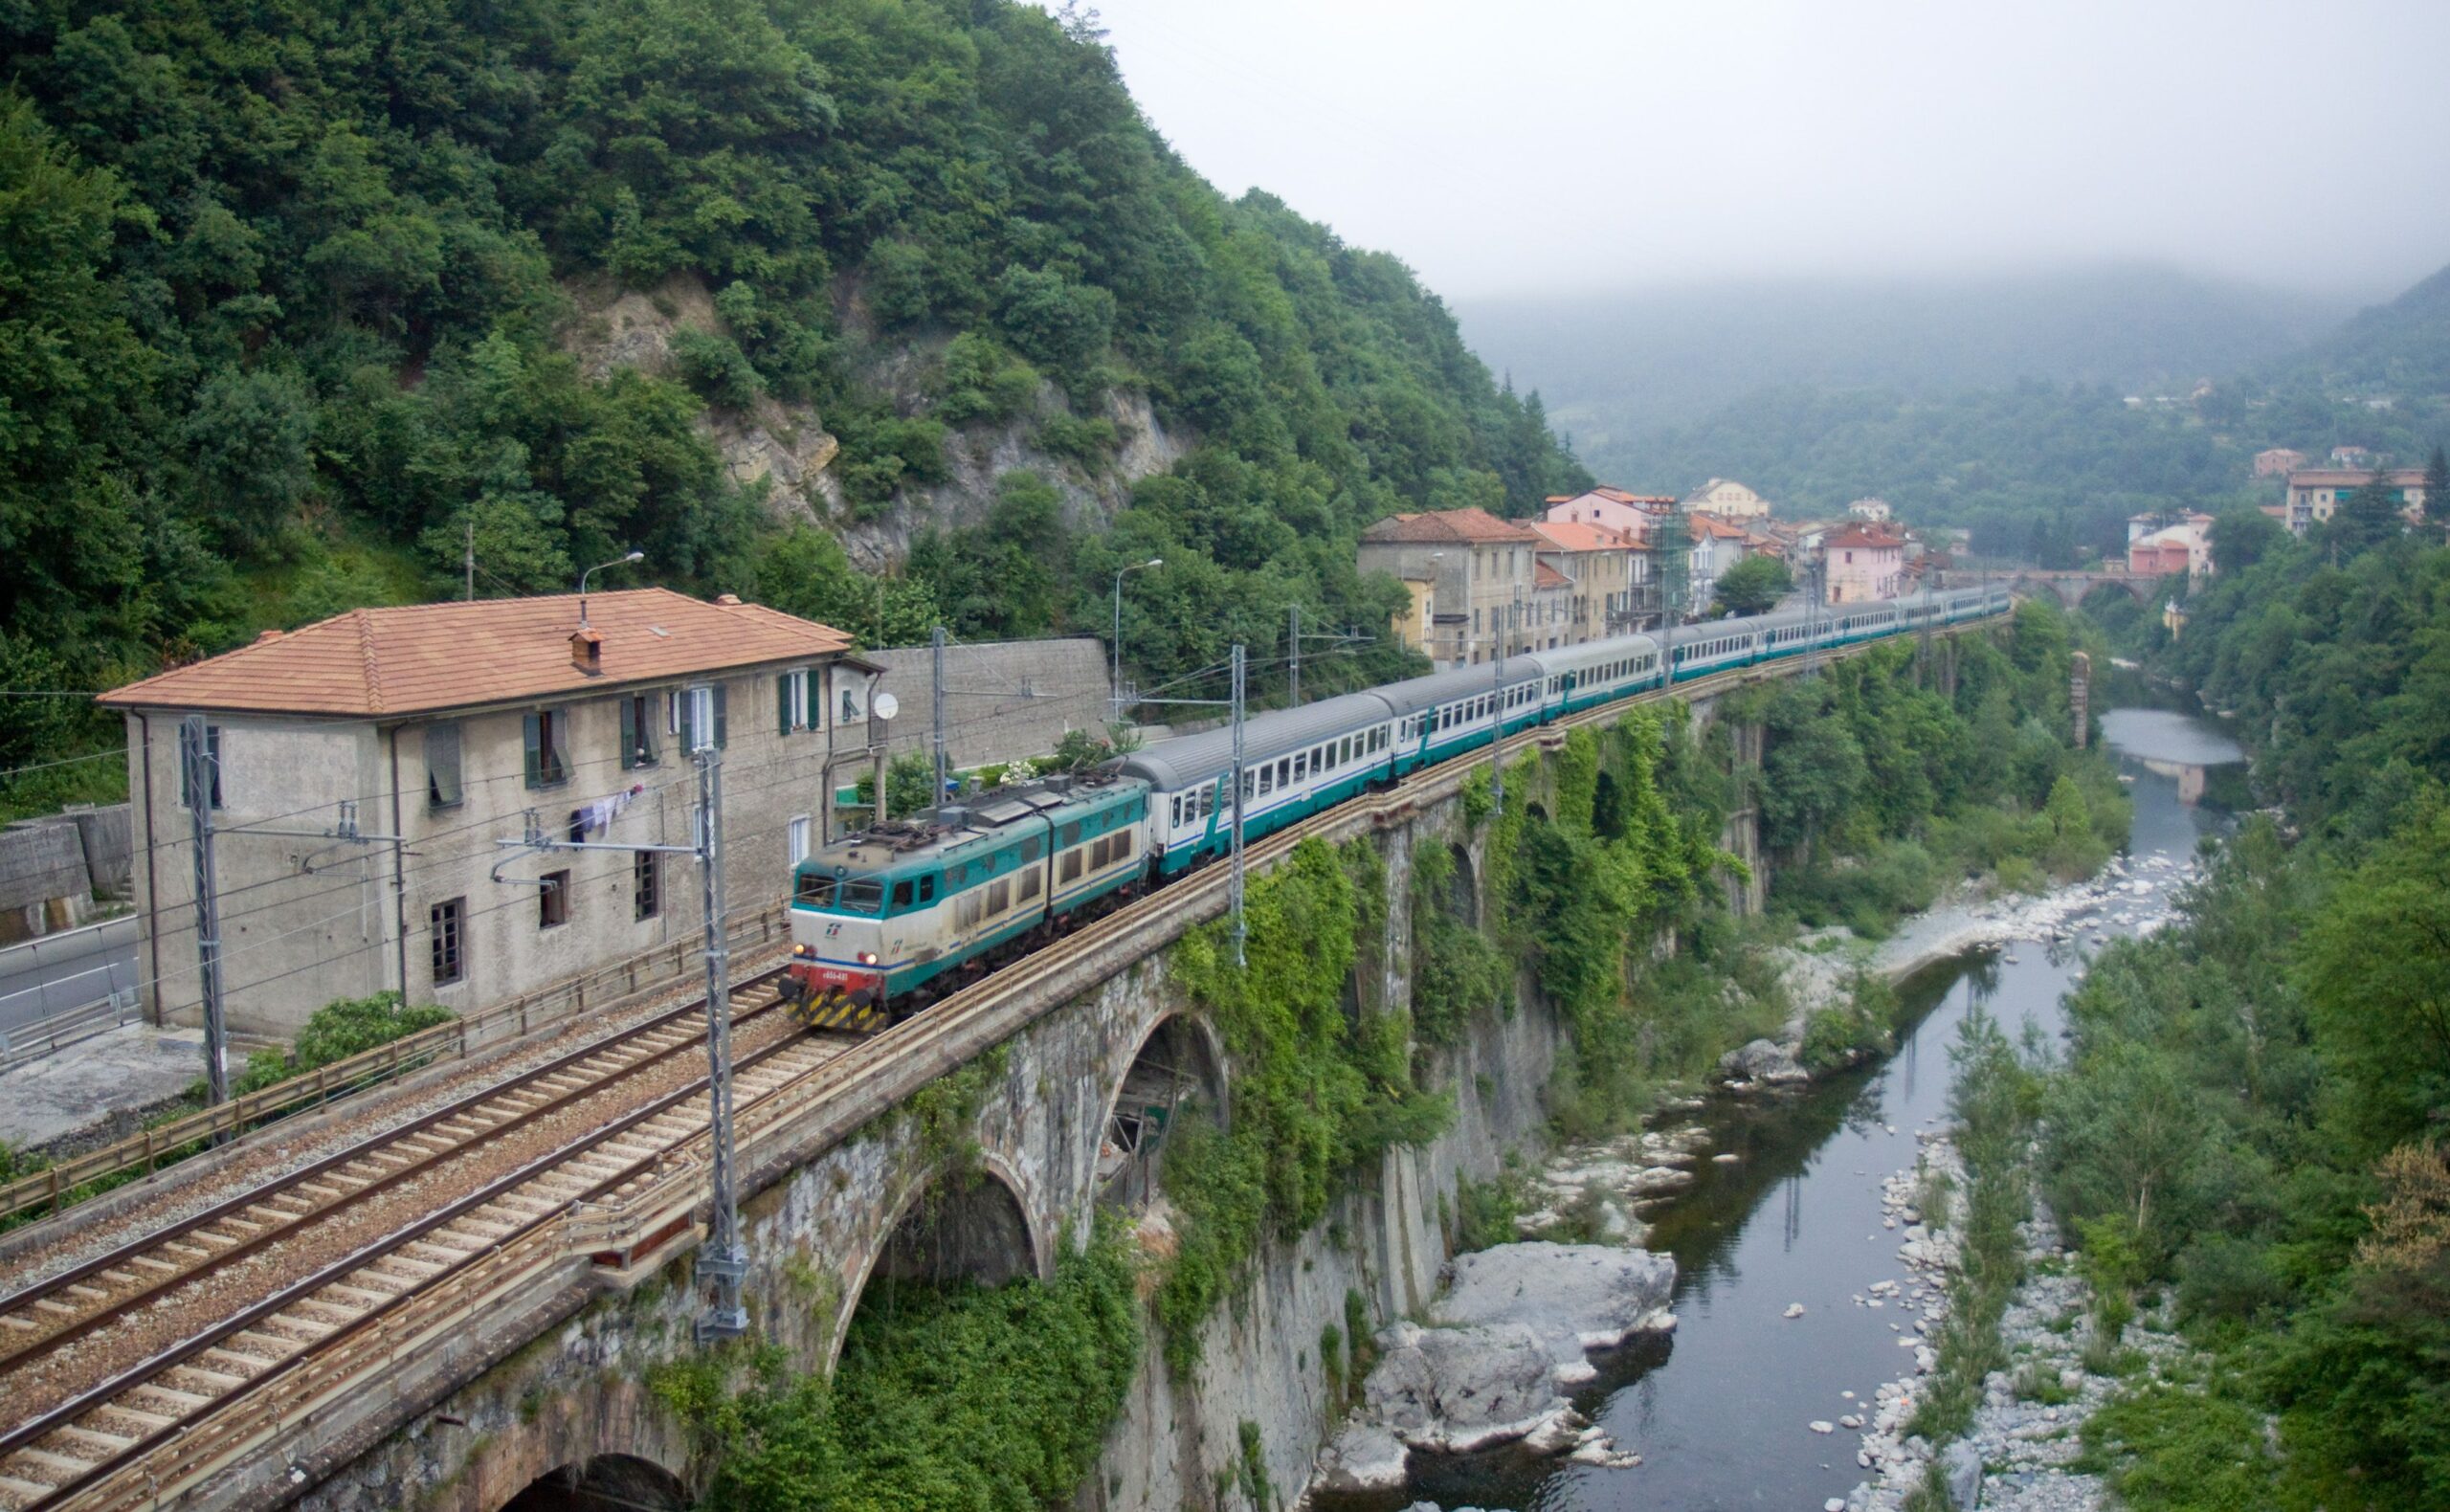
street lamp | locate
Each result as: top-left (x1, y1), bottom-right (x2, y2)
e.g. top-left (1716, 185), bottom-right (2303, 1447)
top-left (578, 550), bottom-right (645, 629)
top-left (1111, 558), bottom-right (1163, 723)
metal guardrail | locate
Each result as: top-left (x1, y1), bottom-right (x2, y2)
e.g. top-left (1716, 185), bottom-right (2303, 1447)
top-left (0, 993), bottom-right (142, 1073)
top-left (33, 619), bottom-right (2012, 1512)
top-left (0, 901), bottom-right (789, 1224)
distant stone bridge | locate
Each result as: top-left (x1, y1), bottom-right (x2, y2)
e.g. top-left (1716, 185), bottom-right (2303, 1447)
top-left (1941, 569), bottom-right (2168, 607)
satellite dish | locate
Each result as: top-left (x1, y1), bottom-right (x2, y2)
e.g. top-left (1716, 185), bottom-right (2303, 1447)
top-left (871, 692), bottom-right (900, 722)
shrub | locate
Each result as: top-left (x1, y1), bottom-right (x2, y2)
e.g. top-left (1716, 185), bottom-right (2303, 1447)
top-left (668, 327), bottom-right (766, 410)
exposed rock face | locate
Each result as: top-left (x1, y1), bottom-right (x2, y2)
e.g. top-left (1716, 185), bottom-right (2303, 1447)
top-left (1315, 1242), bottom-right (1675, 1491)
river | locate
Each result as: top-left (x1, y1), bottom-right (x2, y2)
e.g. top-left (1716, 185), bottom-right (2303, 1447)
top-left (1357, 706), bottom-right (2241, 1512)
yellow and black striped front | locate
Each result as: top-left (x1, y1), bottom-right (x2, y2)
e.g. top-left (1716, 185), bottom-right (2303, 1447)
top-left (790, 988), bottom-right (889, 1034)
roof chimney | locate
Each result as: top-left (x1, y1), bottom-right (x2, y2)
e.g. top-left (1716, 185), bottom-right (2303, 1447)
top-left (255, 629), bottom-right (284, 644)
top-left (570, 626), bottom-right (603, 676)
top-left (715, 593), bottom-right (743, 606)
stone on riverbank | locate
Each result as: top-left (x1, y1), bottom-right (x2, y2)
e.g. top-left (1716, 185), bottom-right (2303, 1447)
top-left (1720, 1037), bottom-right (1810, 1085)
top-left (1315, 1242), bottom-right (1677, 1490)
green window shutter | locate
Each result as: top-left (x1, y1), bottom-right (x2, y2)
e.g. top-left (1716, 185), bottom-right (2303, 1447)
top-left (678, 692), bottom-right (695, 753)
top-left (620, 698), bottom-right (639, 769)
top-left (523, 713), bottom-right (542, 788)
top-left (805, 667), bottom-right (821, 727)
top-left (713, 683), bottom-right (728, 747)
top-left (778, 673), bottom-right (792, 736)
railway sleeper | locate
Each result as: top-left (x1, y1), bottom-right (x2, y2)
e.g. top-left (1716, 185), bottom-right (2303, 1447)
top-left (13, 1446), bottom-right (97, 1476)
top-left (52, 1425), bottom-right (133, 1453)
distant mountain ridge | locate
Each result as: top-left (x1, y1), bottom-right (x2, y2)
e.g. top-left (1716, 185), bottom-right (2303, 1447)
top-left (1459, 264), bottom-right (2352, 462)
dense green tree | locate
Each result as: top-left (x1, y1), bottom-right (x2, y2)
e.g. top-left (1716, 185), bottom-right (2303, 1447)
top-left (1710, 553), bottom-right (1793, 616)
top-left (2207, 505), bottom-right (2283, 573)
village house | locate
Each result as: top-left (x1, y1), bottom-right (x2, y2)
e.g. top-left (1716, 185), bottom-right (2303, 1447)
top-left (2253, 447), bottom-right (2307, 478)
top-left (2127, 512), bottom-right (2216, 578)
top-left (99, 589), bottom-right (880, 1038)
top-left (1847, 498), bottom-right (1893, 523)
top-left (1357, 507), bottom-right (1548, 667)
top-left (2281, 468), bottom-right (2429, 536)
top-left (1821, 523), bottom-right (1906, 604)
top-left (1542, 486), bottom-right (1677, 540)
top-left (1685, 513), bottom-right (1755, 610)
top-left (1681, 478), bottom-right (1772, 519)
top-left (1529, 520), bottom-right (1647, 641)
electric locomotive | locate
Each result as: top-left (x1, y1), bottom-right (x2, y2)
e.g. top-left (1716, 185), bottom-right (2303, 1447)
top-left (782, 771), bottom-right (1150, 1029)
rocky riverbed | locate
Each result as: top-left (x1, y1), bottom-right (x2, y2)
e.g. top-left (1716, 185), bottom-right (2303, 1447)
top-left (1840, 1163), bottom-right (2189, 1512)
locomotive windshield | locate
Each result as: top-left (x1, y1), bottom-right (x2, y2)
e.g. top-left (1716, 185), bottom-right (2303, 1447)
top-left (794, 874), bottom-right (884, 914)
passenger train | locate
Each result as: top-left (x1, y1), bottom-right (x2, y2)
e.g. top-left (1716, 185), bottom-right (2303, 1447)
top-left (780, 584), bottom-right (2012, 1029)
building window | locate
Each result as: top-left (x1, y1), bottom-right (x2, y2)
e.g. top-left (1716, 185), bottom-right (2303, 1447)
top-left (425, 723), bottom-right (463, 809)
top-left (619, 695), bottom-right (658, 769)
top-left (677, 683), bottom-right (728, 751)
top-left (779, 668), bottom-right (823, 734)
top-left (635, 852), bottom-right (659, 921)
top-left (523, 710), bottom-right (569, 789)
top-left (180, 724), bottom-right (224, 810)
top-left (430, 898), bottom-right (464, 985)
top-left (789, 814), bottom-right (813, 866)
top-left (539, 869), bottom-right (570, 929)
top-left (838, 674), bottom-right (867, 725)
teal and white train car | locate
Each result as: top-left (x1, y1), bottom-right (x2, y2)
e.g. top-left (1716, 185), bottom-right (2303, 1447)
top-left (783, 773), bottom-right (1149, 1027)
top-left (1120, 690), bottom-right (1399, 878)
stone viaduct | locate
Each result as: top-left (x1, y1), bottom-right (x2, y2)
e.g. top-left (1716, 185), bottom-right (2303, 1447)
top-left (51, 626), bottom-right (1998, 1512)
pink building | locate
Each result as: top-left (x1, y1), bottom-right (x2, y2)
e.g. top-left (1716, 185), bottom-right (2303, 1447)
top-left (2252, 448), bottom-right (2306, 478)
top-left (1542, 487), bottom-right (1676, 542)
top-left (1822, 524), bottom-right (1905, 604)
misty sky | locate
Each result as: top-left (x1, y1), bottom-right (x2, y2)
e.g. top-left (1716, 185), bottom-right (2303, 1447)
top-left (1074, 0), bottom-right (2450, 300)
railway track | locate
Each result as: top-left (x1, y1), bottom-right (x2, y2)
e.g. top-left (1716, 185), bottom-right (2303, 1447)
top-left (0, 619), bottom-right (2006, 1512)
top-left (0, 970), bottom-right (851, 1511)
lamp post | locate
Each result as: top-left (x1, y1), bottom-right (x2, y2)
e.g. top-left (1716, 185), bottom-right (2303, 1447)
top-left (1111, 558), bottom-right (1163, 723)
top-left (578, 550), bottom-right (645, 628)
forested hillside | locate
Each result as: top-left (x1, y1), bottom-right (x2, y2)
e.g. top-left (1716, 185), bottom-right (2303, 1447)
top-left (0, 0), bottom-right (1587, 812)
top-left (1500, 260), bottom-right (2450, 567)
top-left (2044, 524), bottom-right (2450, 1508)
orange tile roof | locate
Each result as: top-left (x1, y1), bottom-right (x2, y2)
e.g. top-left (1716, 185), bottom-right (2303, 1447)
top-left (100, 589), bottom-right (860, 718)
top-left (1822, 524), bottom-right (1905, 551)
top-left (1532, 561), bottom-right (1572, 590)
top-left (1362, 507), bottom-right (1543, 545)
top-left (1689, 513), bottom-right (1752, 540)
top-left (1529, 521), bottom-right (1636, 553)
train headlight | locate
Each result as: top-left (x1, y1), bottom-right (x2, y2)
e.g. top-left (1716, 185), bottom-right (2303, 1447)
top-left (858, 950), bottom-right (880, 966)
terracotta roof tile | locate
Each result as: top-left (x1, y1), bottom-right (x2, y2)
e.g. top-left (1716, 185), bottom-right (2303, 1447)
top-left (1822, 524), bottom-right (1905, 550)
top-left (100, 589), bottom-right (858, 718)
top-left (1361, 507), bottom-right (1542, 545)
top-left (1532, 561), bottom-right (1572, 590)
top-left (1529, 521), bottom-right (1635, 553)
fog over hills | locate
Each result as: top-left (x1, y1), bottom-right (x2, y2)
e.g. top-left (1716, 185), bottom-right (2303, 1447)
top-left (1459, 264), bottom-right (2352, 473)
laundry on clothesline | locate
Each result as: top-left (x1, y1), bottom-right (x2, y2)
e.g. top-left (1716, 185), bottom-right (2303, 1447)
top-left (568, 783), bottom-right (650, 840)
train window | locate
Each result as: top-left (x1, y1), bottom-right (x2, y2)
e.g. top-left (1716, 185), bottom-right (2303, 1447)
top-left (988, 878), bottom-right (1010, 914)
top-left (1293, 751), bottom-right (1307, 781)
top-left (1258, 765), bottom-right (1275, 795)
top-left (1169, 795), bottom-right (1182, 827)
top-left (919, 876), bottom-right (936, 903)
top-left (891, 879), bottom-right (914, 910)
top-left (1277, 758), bottom-right (1291, 787)
top-left (1018, 870), bottom-right (1042, 901)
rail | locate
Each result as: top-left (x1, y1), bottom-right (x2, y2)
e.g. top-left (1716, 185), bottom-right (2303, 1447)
top-left (2, 616), bottom-right (2004, 1512)
top-left (0, 902), bottom-right (790, 1226)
